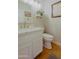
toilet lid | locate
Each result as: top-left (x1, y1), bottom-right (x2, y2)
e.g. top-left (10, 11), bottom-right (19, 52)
top-left (43, 33), bottom-right (54, 39)
top-left (44, 38), bottom-right (53, 41)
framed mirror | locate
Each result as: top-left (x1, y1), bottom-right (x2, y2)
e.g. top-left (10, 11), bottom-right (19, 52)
top-left (51, 1), bottom-right (61, 18)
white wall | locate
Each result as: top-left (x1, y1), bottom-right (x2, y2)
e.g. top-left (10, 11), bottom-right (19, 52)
top-left (18, 0), bottom-right (32, 23)
top-left (45, 17), bottom-right (61, 43)
top-left (41, 0), bottom-right (61, 43)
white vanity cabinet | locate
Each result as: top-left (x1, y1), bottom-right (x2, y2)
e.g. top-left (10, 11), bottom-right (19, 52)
top-left (18, 28), bottom-right (44, 59)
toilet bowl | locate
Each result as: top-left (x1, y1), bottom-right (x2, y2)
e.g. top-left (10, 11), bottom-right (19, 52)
top-left (43, 33), bottom-right (54, 49)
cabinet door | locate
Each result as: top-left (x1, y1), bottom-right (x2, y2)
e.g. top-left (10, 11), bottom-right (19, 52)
top-left (18, 34), bottom-right (33, 59)
top-left (32, 33), bottom-right (43, 58)
top-left (18, 44), bottom-right (33, 59)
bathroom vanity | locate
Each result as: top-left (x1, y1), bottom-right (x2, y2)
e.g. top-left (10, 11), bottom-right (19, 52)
top-left (18, 27), bottom-right (44, 59)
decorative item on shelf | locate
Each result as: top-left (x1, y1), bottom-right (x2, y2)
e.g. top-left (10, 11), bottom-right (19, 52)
top-left (36, 10), bottom-right (44, 19)
top-left (24, 11), bottom-right (31, 17)
top-left (36, 10), bottom-right (44, 16)
top-left (23, 11), bottom-right (33, 28)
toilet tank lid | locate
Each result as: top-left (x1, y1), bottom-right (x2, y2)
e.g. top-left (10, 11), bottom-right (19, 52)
top-left (43, 33), bottom-right (54, 39)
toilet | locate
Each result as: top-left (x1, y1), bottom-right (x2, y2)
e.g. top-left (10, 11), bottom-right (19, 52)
top-left (43, 33), bottom-right (54, 49)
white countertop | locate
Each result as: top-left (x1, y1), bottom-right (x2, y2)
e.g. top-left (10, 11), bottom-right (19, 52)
top-left (18, 27), bottom-right (44, 34)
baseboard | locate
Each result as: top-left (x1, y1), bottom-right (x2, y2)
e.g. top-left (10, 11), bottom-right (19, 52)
top-left (53, 40), bottom-right (61, 47)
